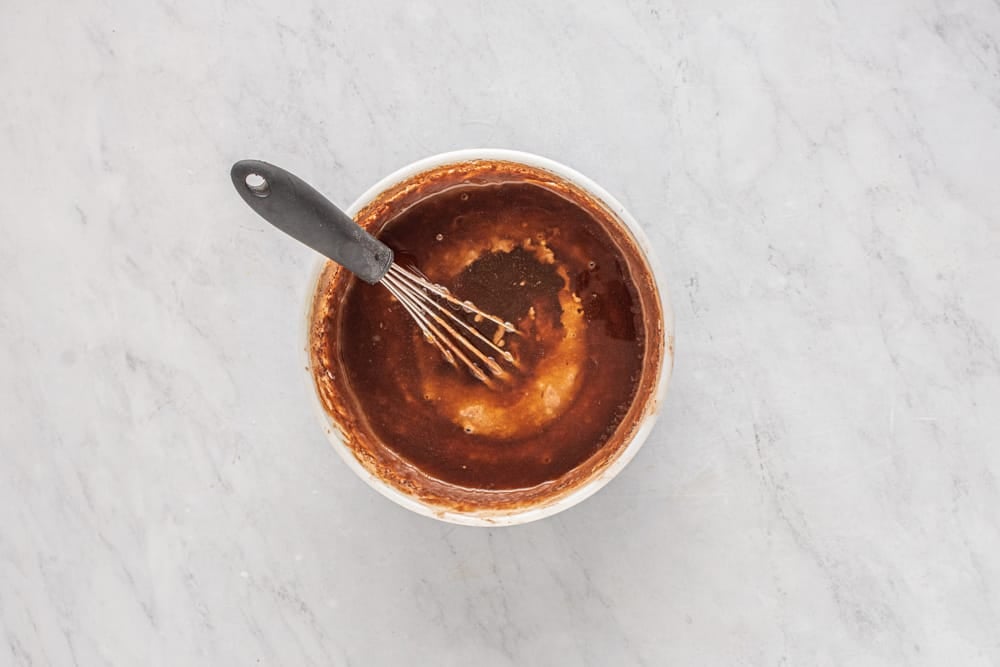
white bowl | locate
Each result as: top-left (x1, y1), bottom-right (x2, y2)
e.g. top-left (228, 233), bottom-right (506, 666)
top-left (303, 149), bottom-right (674, 526)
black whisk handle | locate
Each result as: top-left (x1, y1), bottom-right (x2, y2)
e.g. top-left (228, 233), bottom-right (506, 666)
top-left (230, 159), bottom-right (393, 284)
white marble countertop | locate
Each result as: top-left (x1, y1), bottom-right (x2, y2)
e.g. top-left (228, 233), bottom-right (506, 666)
top-left (3, 1), bottom-right (1000, 664)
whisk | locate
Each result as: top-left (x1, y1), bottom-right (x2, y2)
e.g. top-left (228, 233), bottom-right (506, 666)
top-left (231, 160), bottom-right (517, 384)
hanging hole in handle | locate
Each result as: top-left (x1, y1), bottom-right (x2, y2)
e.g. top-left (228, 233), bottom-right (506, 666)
top-left (245, 172), bottom-right (270, 198)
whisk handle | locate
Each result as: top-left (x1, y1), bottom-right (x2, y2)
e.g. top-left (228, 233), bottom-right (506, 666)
top-left (230, 159), bottom-right (393, 284)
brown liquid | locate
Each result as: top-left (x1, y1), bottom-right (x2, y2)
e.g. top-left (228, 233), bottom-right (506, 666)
top-left (310, 161), bottom-right (662, 510)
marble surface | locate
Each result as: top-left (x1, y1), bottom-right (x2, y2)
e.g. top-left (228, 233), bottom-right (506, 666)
top-left (2, 0), bottom-right (1000, 664)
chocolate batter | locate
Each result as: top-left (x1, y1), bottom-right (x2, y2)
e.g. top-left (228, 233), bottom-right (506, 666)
top-left (310, 161), bottom-right (663, 510)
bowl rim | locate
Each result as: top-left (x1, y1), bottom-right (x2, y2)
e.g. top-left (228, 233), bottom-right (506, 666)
top-left (302, 148), bottom-right (675, 526)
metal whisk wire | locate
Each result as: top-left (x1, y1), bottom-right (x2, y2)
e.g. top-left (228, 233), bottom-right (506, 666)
top-left (381, 263), bottom-right (518, 384)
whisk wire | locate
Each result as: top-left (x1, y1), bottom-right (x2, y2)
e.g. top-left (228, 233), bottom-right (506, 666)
top-left (390, 270), bottom-right (513, 367)
top-left (382, 273), bottom-right (495, 383)
top-left (383, 275), bottom-right (458, 367)
top-left (381, 264), bottom-right (518, 384)
top-left (387, 264), bottom-right (517, 334)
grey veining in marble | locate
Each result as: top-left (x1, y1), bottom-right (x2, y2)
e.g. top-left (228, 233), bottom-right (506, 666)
top-left (2, 0), bottom-right (1000, 664)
